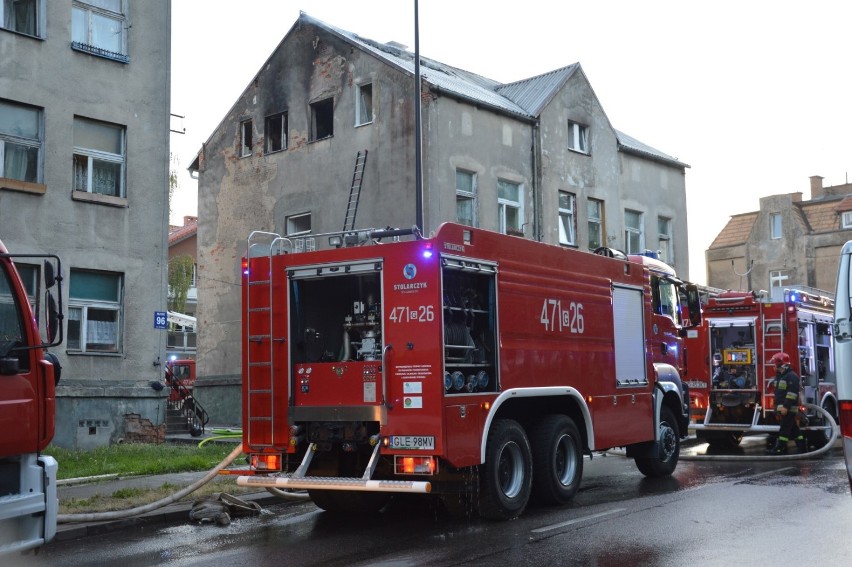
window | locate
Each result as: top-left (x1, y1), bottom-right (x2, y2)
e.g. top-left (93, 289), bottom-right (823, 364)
top-left (558, 191), bottom-right (576, 245)
top-left (286, 212), bottom-right (311, 236)
top-left (497, 179), bottom-right (523, 235)
top-left (68, 269), bottom-right (121, 353)
top-left (0, 99), bottom-right (41, 183)
top-left (71, 0), bottom-right (128, 62)
top-left (624, 209), bottom-right (644, 254)
top-left (239, 119), bottom-right (253, 157)
top-left (769, 270), bottom-right (789, 301)
top-left (265, 112), bottom-right (287, 153)
top-left (587, 198), bottom-right (604, 250)
top-left (456, 169), bottom-right (477, 227)
top-left (658, 216), bottom-right (672, 264)
top-left (355, 83), bottom-right (373, 126)
top-left (1, 0), bottom-right (40, 36)
top-left (0, 262), bottom-right (29, 370)
top-left (842, 211), bottom-right (852, 229)
top-left (770, 213), bottom-right (782, 239)
top-left (310, 98), bottom-right (334, 141)
top-left (652, 275), bottom-right (680, 324)
top-left (73, 116), bottom-right (125, 197)
top-left (567, 120), bottom-right (589, 153)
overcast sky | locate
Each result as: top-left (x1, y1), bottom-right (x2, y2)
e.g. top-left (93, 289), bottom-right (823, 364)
top-left (170, 0), bottom-right (852, 285)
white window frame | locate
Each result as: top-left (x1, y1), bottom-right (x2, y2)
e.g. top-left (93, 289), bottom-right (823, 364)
top-left (67, 269), bottom-right (123, 354)
top-left (842, 211), bottom-right (852, 229)
top-left (1, 0), bottom-right (44, 37)
top-left (455, 169), bottom-right (477, 227)
top-left (72, 116), bottom-right (126, 197)
top-left (71, 0), bottom-right (127, 61)
top-left (568, 120), bottom-right (589, 154)
top-left (239, 119), bottom-right (253, 158)
top-left (0, 98), bottom-right (42, 183)
top-left (587, 198), bottom-right (604, 250)
top-left (286, 212), bottom-right (312, 236)
top-left (770, 213), bottom-right (782, 239)
top-left (355, 83), bottom-right (373, 127)
top-left (497, 179), bottom-right (524, 235)
top-left (264, 112), bottom-right (287, 153)
top-left (558, 191), bottom-right (576, 245)
top-left (658, 216), bottom-right (672, 264)
top-left (624, 209), bottom-right (644, 254)
top-left (769, 269), bottom-right (789, 301)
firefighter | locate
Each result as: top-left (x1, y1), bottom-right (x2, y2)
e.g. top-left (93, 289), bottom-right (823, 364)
top-left (765, 352), bottom-right (806, 454)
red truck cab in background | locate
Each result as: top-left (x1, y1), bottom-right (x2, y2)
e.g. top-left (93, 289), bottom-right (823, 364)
top-left (0, 240), bottom-right (63, 555)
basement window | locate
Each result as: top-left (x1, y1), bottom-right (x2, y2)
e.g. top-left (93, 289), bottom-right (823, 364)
top-left (310, 98), bottom-right (334, 141)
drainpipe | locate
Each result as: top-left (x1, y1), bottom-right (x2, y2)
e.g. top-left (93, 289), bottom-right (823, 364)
top-left (532, 121), bottom-right (543, 241)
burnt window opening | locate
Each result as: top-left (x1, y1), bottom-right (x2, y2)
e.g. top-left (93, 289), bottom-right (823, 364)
top-left (355, 83), bottom-right (373, 126)
top-left (265, 112), bottom-right (288, 153)
top-left (240, 119), bottom-right (253, 157)
top-left (310, 98), bottom-right (334, 141)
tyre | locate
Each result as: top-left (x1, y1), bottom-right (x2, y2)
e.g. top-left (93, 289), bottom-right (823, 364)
top-left (530, 414), bottom-right (583, 505)
top-left (479, 419), bottom-right (533, 520)
top-left (635, 406), bottom-right (680, 477)
top-left (705, 431), bottom-right (744, 450)
top-left (308, 490), bottom-right (391, 514)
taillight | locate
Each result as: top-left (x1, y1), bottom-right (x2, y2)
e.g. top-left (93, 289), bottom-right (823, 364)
top-left (250, 453), bottom-right (282, 472)
top-left (394, 455), bottom-right (437, 475)
top-left (839, 400), bottom-right (852, 439)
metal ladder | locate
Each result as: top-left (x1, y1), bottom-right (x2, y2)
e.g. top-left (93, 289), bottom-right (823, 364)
top-left (244, 231), bottom-right (290, 448)
top-left (342, 150), bottom-right (368, 232)
top-left (761, 314), bottom-right (784, 409)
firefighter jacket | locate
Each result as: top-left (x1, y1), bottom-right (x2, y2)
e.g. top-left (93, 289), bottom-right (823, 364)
top-left (773, 367), bottom-right (800, 414)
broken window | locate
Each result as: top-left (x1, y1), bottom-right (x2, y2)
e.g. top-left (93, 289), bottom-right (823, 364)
top-left (355, 83), bottom-right (373, 126)
top-left (265, 112), bottom-right (287, 153)
top-left (567, 120), bottom-right (589, 154)
top-left (286, 212), bottom-right (311, 236)
top-left (310, 98), bottom-right (334, 141)
top-left (240, 119), bottom-right (252, 157)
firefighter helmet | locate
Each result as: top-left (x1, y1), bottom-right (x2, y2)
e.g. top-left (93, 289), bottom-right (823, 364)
top-left (770, 352), bottom-right (791, 368)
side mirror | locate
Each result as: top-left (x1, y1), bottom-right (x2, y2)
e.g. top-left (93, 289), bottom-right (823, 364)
top-left (44, 259), bottom-right (56, 289)
top-left (686, 283), bottom-right (703, 327)
top-left (46, 292), bottom-right (59, 343)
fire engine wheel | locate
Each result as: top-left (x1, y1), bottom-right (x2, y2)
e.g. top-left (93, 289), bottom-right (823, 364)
top-left (530, 414), bottom-right (583, 505)
top-left (308, 490), bottom-right (391, 515)
top-left (479, 419), bottom-right (533, 521)
top-left (634, 406), bottom-right (680, 478)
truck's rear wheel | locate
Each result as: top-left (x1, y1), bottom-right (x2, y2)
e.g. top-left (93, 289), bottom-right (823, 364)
top-left (308, 490), bottom-right (390, 514)
top-left (635, 406), bottom-right (680, 477)
top-left (479, 419), bottom-right (532, 520)
top-left (530, 414), bottom-right (582, 505)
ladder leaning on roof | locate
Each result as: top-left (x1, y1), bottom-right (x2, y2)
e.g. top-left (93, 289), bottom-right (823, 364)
top-left (342, 150), bottom-right (368, 232)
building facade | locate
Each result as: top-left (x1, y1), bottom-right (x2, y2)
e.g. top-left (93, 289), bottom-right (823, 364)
top-left (167, 215), bottom-right (197, 359)
top-left (706, 176), bottom-right (852, 298)
top-left (0, 0), bottom-right (172, 448)
top-left (189, 13), bottom-right (691, 422)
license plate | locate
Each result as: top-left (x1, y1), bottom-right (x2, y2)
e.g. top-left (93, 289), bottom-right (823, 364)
top-left (389, 435), bottom-right (435, 450)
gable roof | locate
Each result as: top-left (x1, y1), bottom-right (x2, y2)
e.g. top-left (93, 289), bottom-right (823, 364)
top-left (615, 130), bottom-right (690, 169)
top-left (709, 213), bottom-right (757, 249)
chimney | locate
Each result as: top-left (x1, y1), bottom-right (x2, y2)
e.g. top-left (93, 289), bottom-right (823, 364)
top-left (810, 175), bottom-right (824, 200)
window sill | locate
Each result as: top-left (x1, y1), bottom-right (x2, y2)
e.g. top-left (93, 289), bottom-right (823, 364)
top-left (66, 350), bottom-right (123, 357)
top-left (355, 121), bottom-right (373, 128)
top-left (71, 41), bottom-right (129, 63)
top-left (308, 135), bottom-right (334, 144)
top-left (72, 190), bottom-right (128, 208)
top-left (1, 178), bottom-right (46, 195)
top-left (568, 148), bottom-right (590, 156)
top-left (0, 27), bottom-right (44, 40)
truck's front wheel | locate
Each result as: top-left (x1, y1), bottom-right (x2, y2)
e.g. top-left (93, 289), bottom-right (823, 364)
top-left (635, 406), bottom-right (680, 477)
top-left (479, 419), bottom-right (533, 520)
top-left (530, 414), bottom-right (582, 505)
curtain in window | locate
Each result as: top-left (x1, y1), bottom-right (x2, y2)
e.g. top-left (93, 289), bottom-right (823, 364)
top-left (86, 318), bottom-right (116, 345)
top-left (4, 142), bottom-right (36, 182)
top-left (92, 159), bottom-right (119, 195)
top-left (5, 0), bottom-right (36, 35)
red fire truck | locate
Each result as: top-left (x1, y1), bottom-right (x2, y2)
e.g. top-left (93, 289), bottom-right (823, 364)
top-left (686, 288), bottom-right (837, 449)
top-left (235, 223), bottom-right (701, 519)
top-left (0, 241), bottom-right (63, 555)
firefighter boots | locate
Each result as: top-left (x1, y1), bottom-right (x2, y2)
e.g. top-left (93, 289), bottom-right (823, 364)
top-left (765, 438), bottom-right (788, 455)
top-left (796, 437), bottom-right (807, 454)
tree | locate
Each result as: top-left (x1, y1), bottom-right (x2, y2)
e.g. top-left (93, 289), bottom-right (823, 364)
top-left (168, 255), bottom-right (194, 314)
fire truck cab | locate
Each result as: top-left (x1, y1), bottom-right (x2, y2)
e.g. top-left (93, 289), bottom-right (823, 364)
top-left (237, 223), bottom-right (701, 519)
top-left (687, 288), bottom-right (837, 449)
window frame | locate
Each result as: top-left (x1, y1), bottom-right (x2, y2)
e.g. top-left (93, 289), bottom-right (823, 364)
top-left (72, 116), bottom-right (126, 198)
top-left (0, 0), bottom-right (43, 37)
top-left (67, 269), bottom-right (123, 354)
top-left (558, 191), bottom-right (577, 246)
top-left (624, 209), bottom-right (644, 254)
top-left (769, 269), bottom-right (790, 301)
top-left (770, 213), bottom-right (782, 239)
top-left (567, 120), bottom-right (589, 154)
top-left (264, 112), bottom-right (287, 154)
top-left (587, 198), bottom-right (604, 251)
top-left (286, 212), bottom-right (312, 236)
top-left (0, 98), bottom-right (43, 185)
top-left (239, 119), bottom-right (253, 158)
top-left (455, 169), bottom-right (477, 227)
top-left (309, 97), bottom-right (334, 142)
top-left (841, 211), bottom-right (852, 229)
top-left (497, 179), bottom-right (524, 235)
top-left (355, 83), bottom-right (373, 127)
top-left (658, 216), bottom-right (672, 264)
top-left (71, 0), bottom-right (128, 63)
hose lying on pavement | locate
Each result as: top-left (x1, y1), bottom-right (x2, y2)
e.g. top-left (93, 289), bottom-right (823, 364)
top-left (58, 443), bottom-right (306, 524)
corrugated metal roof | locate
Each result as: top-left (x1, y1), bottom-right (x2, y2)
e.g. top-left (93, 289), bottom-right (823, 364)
top-left (496, 65), bottom-right (579, 116)
top-left (615, 130), bottom-right (689, 168)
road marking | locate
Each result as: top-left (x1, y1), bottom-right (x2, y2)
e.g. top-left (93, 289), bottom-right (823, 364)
top-left (532, 508), bottom-right (626, 534)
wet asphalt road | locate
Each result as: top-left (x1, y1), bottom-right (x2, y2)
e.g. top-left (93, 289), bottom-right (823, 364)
top-left (18, 437), bottom-right (852, 567)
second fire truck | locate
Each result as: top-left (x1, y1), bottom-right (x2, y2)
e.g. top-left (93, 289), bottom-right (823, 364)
top-left (686, 288), bottom-right (838, 449)
top-left (235, 223), bottom-right (702, 519)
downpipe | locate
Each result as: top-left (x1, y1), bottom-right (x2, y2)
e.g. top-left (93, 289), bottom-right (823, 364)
top-left (57, 443), bottom-right (308, 524)
top-left (681, 403), bottom-right (840, 462)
